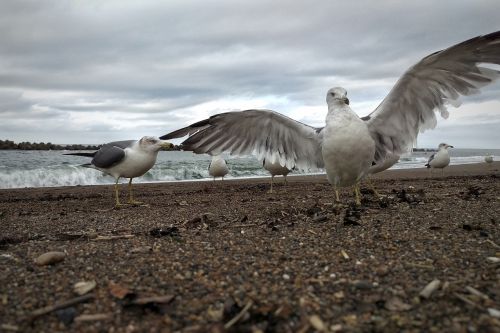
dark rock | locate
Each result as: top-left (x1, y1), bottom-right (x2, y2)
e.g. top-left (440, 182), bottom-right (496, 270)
top-left (149, 226), bottom-right (180, 238)
top-left (55, 307), bottom-right (76, 326)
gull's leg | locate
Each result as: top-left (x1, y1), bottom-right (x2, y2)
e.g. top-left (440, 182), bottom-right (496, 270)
top-left (268, 176), bottom-right (274, 193)
top-left (114, 178), bottom-right (124, 207)
top-left (284, 175), bottom-right (288, 186)
top-left (354, 183), bottom-right (362, 206)
top-left (127, 178), bottom-right (143, 205)
top-left (334, 187), bottom-right (340, 202)
top-left (366, 178), bottom-right (381, 198)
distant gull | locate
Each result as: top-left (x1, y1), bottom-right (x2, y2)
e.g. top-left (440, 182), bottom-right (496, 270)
top-left (65, 136), bottom-right (172, 207)
top-left (208, 155), bottom-right (229, 181)
top-left (484, 154), bottom-right (494, 164)
top-left (263, 158), bottom-right (293, 193)
top-left (425, 143), bottom-right (453, 174)
top-left (161, 31), bottom-right (500, 205)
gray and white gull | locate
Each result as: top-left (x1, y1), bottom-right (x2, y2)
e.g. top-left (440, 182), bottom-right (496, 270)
top-left (208, 155), bottom-right (229, 181)
top-left (263, 158), bottom-right (293, 193)
top-left (65, 136), bottom-right (172, 206)
top-left (161, 31), bottom-right (500, 205)
top-left (425, 143), bottom-right (453, 173)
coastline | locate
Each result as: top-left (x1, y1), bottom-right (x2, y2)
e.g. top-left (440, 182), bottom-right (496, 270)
top-left (0, 161), bottom-right (499, 332)
top-left (1, 161), bottom-right (498, 192)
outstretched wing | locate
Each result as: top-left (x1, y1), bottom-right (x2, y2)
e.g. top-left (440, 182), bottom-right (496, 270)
top-left (366, 31), bottom-right (500, 163)
top-left (161, 109), bottom-right (324, 170)
top-left (92, 140), bottom-right (136, 168)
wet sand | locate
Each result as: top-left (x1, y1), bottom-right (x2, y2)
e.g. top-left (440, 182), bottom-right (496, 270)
top-left (1, 162), bottom-right (499, 332)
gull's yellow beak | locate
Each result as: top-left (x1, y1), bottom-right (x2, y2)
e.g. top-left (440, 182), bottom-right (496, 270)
top-left (160, 140), bottom-right (174, 149)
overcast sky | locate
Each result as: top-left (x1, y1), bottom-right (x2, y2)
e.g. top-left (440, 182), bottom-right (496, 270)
top-left (1, 0), bottom-right (499, 148)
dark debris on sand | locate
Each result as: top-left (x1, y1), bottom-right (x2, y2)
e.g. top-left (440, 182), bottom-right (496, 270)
top-left (0, 172), bottom-right (499, 332)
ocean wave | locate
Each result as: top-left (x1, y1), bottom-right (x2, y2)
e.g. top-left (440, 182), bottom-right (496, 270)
top-left (0, 150), bottom-right (497, 189)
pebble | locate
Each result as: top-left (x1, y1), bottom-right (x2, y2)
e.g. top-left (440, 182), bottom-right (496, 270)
top-left (486, 257), bottom-right (500, 263)
top-left (282, 274), bottom-right (290, 280)
top-left (55, 307), bottom-right (76, 326)
top-left (74, 313), bottom-right (112, 322)
top-left (309, 314), bottom-right (327, 331)
top-left (330, 324), bottom-right (343, 332)
top-left (73, 280), bottom-right (96, 295)
top-left (1, 324), bottom-right (20, 332)
top-left (34, 251), bottom-right (66, 266)
top-left (419, 279), bottom-right (441, 299)
top-left (487, 308), bottom-right (500, 318)
top-left (130, 246), bottom-right (153, 254)
top-left (385, 297), bottom-right (412, 311)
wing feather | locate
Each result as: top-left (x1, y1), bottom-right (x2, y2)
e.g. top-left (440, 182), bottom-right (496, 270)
top-left (161, 109), bottom-right (324, 170)
top-left (91, 140), bottom-right (135, 168)
top-left (366, 31), bottom-right (500, 162)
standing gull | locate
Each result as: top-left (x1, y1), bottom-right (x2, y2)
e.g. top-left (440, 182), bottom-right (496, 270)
top-left (161, 31), bottom-right (500, 205)
top-left (263, 158), bottom-right (293, 193)
top-left (208, 155), bottom-right (229, 181)
top-left (65, 136), bottom-right (172, 207)
top-left (484, 154), bottom-right (494, 165)
top-left (425, 143), bottom-right (453, 174)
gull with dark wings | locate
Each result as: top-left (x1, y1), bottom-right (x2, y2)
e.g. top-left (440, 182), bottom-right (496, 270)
top-left (65, 136), bottom-right (173, 207)
top-left (161, 31), bottom-right (500, 205)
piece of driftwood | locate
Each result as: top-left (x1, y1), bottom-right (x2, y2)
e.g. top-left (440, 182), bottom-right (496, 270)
top-left (29, 294), bottom-right (94, 321)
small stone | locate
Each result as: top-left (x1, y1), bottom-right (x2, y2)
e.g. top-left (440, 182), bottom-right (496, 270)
top-left (55, 307), bottom-right (76, 326)
top-left (385, 297), bottom-right (412, 311)
top-left (340, 250), bottom-right (349, 260)
top-left (282, 273), bottom-right (290, 280)
top-left (419, 279), bottom-right (441, 299)
top-left (206, 306), bottom-right (223, 321)
top-left (74, 313), bottom-right (112, 322)
top-left (73, 280), bottom-right (96, 295)
top-left (1, 324), bottom-right (20, 332)
top-left (130, 246), bottom-right (153, 254)
top-left (487, 308), bottom-right (500, 318)
top-left (34, 251), bottom-right (66, 266)
top-left (330, 324), bottom-right (343, 332)
top-left (309, 315), bottom-right (327, 331)
top-left (486, 257), bottom-right (500, 263)
top-left (376, 265), bottom-right (390, 276)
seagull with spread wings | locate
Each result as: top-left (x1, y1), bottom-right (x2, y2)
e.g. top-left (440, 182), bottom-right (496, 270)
top-left (161, 31), bottom-right (500, 205)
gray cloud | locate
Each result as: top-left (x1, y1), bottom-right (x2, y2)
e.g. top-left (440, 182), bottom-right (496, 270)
top-left (0, 0), bottom-right (499, 145)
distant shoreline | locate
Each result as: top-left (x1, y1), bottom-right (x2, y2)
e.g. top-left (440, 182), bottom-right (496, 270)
top-left (0, 139), bottom-right (180, 151)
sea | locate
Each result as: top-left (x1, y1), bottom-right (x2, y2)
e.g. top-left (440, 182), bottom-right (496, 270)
top-left (0, 149), bottom-right (498, 189)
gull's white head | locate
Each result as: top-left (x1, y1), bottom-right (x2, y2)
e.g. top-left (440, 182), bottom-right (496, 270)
top-left (438, 143), bottom-right (454, 150)
top-left (138, 136), bottom-right (173, 152)
top-left (326, 87), bottom-right (349, 105)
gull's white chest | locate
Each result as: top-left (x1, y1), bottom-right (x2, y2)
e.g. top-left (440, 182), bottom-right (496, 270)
top-left (107, 149), bottom-right (157, 179)
top-left (321, 111), bottom-right (375, 187)
top-left (429, 150), bottom-right (450, 168)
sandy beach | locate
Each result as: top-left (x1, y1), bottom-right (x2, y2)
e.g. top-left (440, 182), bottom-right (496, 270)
top-left (1, 162), bottom-right (499, 332)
